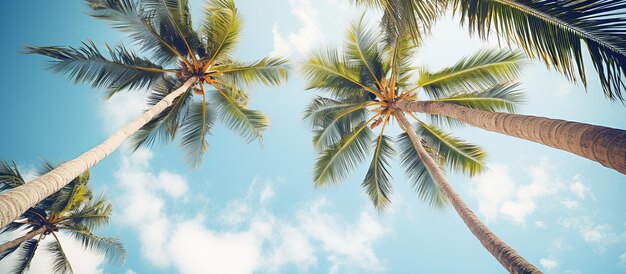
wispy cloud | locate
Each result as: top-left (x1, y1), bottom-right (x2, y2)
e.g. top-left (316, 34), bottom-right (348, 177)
top-left (270, 0), bottom-right (322, 57)
top-left (539, 258), bottom-right (559, 271)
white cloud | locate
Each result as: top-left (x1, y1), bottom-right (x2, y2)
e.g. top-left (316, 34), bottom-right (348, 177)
top-left (98, 91), bottom-right (146, 133)
top-left (619, 252), bottom-right (626, 268)
top-left (270, 0), bottom-right (322, 57)
top-left (114, 150), bottom-right (388, 274)
top-left (559, 217), bottom-right (626, 253)
top-left (569, 175), bottom-right (590, 199)
top-left (539, 258), bottom-right (559, 270)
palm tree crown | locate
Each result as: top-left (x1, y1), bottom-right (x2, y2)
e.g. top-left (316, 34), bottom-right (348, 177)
top-left (0, 161), bottom-right (125, 274)
top-left (26, 0), bottom-right (289, 166)
top-left (303, 18), bottom-right (525, 208)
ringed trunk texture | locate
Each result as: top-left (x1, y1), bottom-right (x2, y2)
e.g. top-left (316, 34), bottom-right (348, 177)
top-left (0, 226), bottom-right (46, 253)
top-left (395, 111), bottom-right (542, 274)
top-left (0, 78), bottom-right (197, 229)
top-left (396, 101), bottom-right (626, 174)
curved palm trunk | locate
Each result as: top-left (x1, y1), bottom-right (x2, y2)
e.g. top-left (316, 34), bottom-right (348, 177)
top-left (396, 101), bottom-right (626, 174)
top-left (395, 111), bottom-right (542, 274)
top-left (0, 226), bottom-right (45, 253)
top-left (0, 78), bottom-right (197, 229)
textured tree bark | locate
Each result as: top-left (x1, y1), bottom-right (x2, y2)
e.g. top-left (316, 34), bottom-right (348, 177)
top-left (0, 226), bottom-right (45, 253)
top-left (395, 111), bottom-right (542, 274)
top-left (0, 78), bottom-right (197, 229)
top-left (396, 100), bottom-right (626, 174)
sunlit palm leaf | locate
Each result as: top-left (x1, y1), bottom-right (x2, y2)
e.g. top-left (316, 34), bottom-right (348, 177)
top-left (314, 123), bottom-right (374, 185)
top-left (383, 35), bottom-right (417, 90)
top-left (64, 228), bottom-right (126, 265)
top-left (46, 235), bottom-right (73, 274)
top-left (25, 41), bottom-right (166, 97)
top-left (65, 195), bottom-right (112, 231)
top-left (212, 85), bottom-right (269, 143)
top-left (417, 49), bottom-right (525, 98)
top-left (311, 103), bottom-right (369, 150)
top-left (452, 0), bottom-right (626, 101)
top-left (415, 121), bottom-right (486, 176)
top-left (50, 171), bottom-right (91, 216)
top-left (218, 56), bottom-right (289, 87)
top-left (363, 134), bottom-right (395, 209)
top-left (12, 238), bottom-right (39, 274)
top-left (203, 0), bottom-right (242, 64)
top-left (397, 132), bottom-right (447, 207)
top-left (301, 47), bottom-right (370, 98)
top-left (180, 100), bottom-right (216, 167)
top-left (345, 17), bottom-right (385, 88)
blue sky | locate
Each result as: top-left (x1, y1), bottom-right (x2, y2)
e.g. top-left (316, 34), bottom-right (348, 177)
top-left (0, 1), bottom-right (625, 273)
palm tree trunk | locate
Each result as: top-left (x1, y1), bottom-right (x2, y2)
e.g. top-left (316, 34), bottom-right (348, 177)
top-left (0, 78), bottom-right (197, 229)
top-left (0, 226), bottom-right (45, 253)
top-left (395, 111), bottom-right (542, 274)
top-left (396, 100), bottom-right (626, 174)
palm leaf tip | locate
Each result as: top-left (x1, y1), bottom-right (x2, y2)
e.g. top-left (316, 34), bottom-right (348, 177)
top-left (362, 134), bottom-right (395, 209)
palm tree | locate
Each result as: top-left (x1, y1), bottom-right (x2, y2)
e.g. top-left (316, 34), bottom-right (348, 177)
top-left (0, 0), bottom-right (288, 228)
top-left (302, 18), bottom-right (545, 273)
top-left (0, 161), bottom-right (125, 273)
top-left (350, 0), bottom-right (626, 101)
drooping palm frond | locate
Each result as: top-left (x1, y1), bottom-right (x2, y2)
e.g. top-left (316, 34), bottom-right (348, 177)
top-left (0, 161), bottom-right (25, 192)
top-left (452, 0), bottom-right (626, 101)
top-left (64, 194), bottom-right (112, 231)
top-left (203, 0), bottom-right (242, 64)
top-left (218, 56), bottom-right (289, 87)
top-left (414, 121), bottom-right (486, 176)
top-left (47, 234), bottom-right (73, 274)
top-left (306, 97), bottom-right (370, 150)
top-left (144, 0), bottom-right (206, 58)
top-left (416, 49), bottom-right (526, 98)
top-left (212, 85), bottom-right (269, 143)
top-left (25, 41), bottom-right (167, 97)
top-left (301, 47), bottom-right (371, 98)
top-left (86, 0), bottom-right (184, 64)
top-left (179, 100), bottom-right (216, 167)
top-left (314, 123), bottom-right (374, 185)
top-left (397, 132), bottom-right (447, 207)
top-left (363, 133), bottom-right (395, 209)
top-left (64, 227), bottom-right (126, 265)
top-left (12, 238), bottom-right (40, 274)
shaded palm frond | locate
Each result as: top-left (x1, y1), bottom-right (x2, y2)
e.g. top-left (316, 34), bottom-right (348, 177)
top-left (46, 235), bottom-right (73, 274)
top-left (218, 56), bottom-right (289, 87)
top-left (25, 41), bottom-right (166, 97)
top-left (179, 100), bottom-right (216, 167)
top-left (314, 123), bottom-right (374, 186)
top-left (417, 49), bottom-right (526, 98)
top-left (345, 17), bottom-right (385, 88)
top-left (362, 134), bottom-right (395, 209)
top-left (144, 0), bottom-right (206, 58)
top-left (415, 122), bottom-right (486, 176)
top-left (212, 85), bottom-right (269, 143)
top-left (311, 103), bottom-right (369, 150)
top-left (452, 0), bottom-right (626, 101)
top-left (65, 228), bottom-right (126, 265)
top-left (12, 238), bottom-right (40, 274)
top-left (0, 243), bottom-right (21, 261)
top-left (383, 34), bottom-right (417, 90)
top-left (203, 0), bottom-right (242, 64)
top-left (0, 161), bottom-right (25, 192)
top-left (397, 132), bottom-right (447, 207)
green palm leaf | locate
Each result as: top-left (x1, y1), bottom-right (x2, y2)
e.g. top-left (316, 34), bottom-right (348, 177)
top-left (301, 47), bottom-right (370, 98)
top-left (64, 227), bottom-right (126, 265)
top-left (46, 235), bottom-right (74, 274)
top-left (218, 56), bottom-right (289, 87)
top-left (212, 85), bottom-right (269, 143)
top-left (0, 161), bottom-right (25, 192)
top-left (362, 134), bottom-right (395, 209)
top-left (179, 100), bottom-right (216, 167)
top-left (314, 123), bottom-right (374, 185)
top-left (345, 17), bottom-right (385, 87)
top-left (452, 0), bottom-right (626, 101)
top-left (397, 132), bottom-right (447, 207)
top-left (311, 103), bottom-right (369, 150)
top-left (417, 49), bottom-right (526, 98)
top-left (64, 194), bottom-right (112, 231)
top-left (12, 238), bottom-right (40, 274)
top-left (25, 41), bottom-right (166, 97)
top-left (415, 121), bottom-right (486, 176)
top-left (144, 0), bottom-right (205, 58)
top-left (50, 171), bottom-right (91, 216)
top-left (203, 0), bottom-right (242, 64)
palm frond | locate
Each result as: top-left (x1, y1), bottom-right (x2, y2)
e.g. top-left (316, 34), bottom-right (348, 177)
top-left (452, 0), bottom-right (626, 101)
top-left (415, 121), bottom-right (486, 176)
top-left (417, 49), bottom-right (526, 98)
top-left (310, 103), bottom-right (369, 150)
top-left (203, 0), bottom-right (242, 64)
top-left (314, 123), bottom-right (374, 186)
top-left (12, 238), bottom-right (40, 274)
top-left (397, 132), bottom-right (447, 207)
top-left (64, 194), bottom-right (112, 231)
top-left (144, 0), bottom-right (205, 58)
top-left (218, 56), bottom-right (289, 87)
top-left (431, 82), bottom-right (525, 112)
top-left (0, 161), bottom-right (25, 192)
top-left (46, 234), bottom-right (74, 274)
top-left (25, 41), bottom-right (166, 97)
top-left (64, 228), bottom-right (126, 265)
top-left (301, 47), bottom-right (371, 98)
top-left (50, 171), bottom-right (91, 216)
top-left (179, 100), bottom-right (216, 167)
top-left (362, 133), bottom-right (395, 209)
top-left (212, 85), bottom-right (269, 143)
top-left (345, 17), bottom-right (385, 88)
top-left (0, 243), bottom-right (21, 261)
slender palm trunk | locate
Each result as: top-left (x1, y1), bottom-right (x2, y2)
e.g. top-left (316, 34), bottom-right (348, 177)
top-left (396, 101), bottom-right (626, 174)
top-left (0, 226), bottom-right (45, 253)
top-left (395, 111), bottom-right (542, 274)
top-left (0, 78), bottom-right (197, 229)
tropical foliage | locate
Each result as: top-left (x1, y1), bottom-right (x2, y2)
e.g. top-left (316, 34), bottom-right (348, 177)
top-left (0, 161), bottom-right (125, 274)
top-left (26, 0), bottom-right (288, 166)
